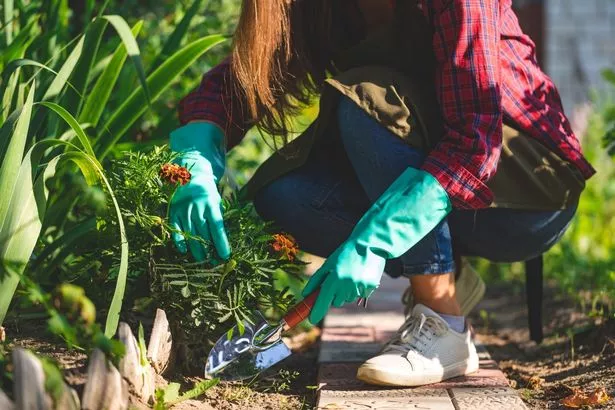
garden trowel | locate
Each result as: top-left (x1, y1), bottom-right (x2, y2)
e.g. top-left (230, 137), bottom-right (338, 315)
top-left (204, 290), bottom-right (320, 381)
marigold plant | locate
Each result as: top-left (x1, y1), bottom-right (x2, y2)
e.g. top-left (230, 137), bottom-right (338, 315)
top-left (101, 147), bottom-right (306, 373)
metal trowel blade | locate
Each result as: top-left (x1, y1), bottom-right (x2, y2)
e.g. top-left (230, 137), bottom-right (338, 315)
top-left (204, 311), bottom-right (291, 380)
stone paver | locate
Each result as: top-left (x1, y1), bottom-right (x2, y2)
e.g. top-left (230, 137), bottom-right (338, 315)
top-left (451, 388), bottom-right (528, 410)
top-left (317, 394), bottom-right (456, 410)
top-left (315, 275), bottom-right (528, 409)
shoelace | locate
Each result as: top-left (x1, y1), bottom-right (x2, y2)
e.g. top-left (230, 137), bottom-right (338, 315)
top-left (382, 313), bottom-right (449, 355)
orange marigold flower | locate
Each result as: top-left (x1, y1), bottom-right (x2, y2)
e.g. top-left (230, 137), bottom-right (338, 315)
top-left (271, 233), bottom-right (299, 261)
top-left (160, 163), bottom-right (191, 186)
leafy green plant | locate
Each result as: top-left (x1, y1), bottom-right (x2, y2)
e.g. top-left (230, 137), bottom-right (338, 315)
top-left (0, 0), bottom-right (229, 338)
top-left (154, 379), bottom-right (219, 410)
top-left (97, 147), bottom-right (305, 372)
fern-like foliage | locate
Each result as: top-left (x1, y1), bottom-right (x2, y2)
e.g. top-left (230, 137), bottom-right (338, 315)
top-left (106, 147), bottom-right (305, 372)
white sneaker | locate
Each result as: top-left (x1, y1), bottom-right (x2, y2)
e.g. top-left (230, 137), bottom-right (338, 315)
top-left (356, 304), bottom-right (479, 387)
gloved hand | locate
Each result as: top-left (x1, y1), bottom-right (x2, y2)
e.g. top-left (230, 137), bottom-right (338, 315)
top-left (302, 167), bottom-right (452, 324)
top-left (169, 122), bottom-right (231, 262)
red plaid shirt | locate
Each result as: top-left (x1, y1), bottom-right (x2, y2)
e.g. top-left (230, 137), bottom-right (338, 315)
top-left (179, 0), bottom-right (595, 209)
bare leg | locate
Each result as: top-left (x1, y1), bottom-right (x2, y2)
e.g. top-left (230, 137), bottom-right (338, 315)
top-left (410, 273), bottom-right (461, 316)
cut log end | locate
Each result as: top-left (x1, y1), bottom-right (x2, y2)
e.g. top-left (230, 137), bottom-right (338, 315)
top-left (147, 309), bottom-right (173, 374)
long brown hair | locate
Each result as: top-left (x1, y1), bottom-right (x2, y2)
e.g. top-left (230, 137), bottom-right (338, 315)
top-left (231, 0), bottom-right (363, 144)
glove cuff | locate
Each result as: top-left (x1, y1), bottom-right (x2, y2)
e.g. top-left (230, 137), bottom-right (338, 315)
top-left (170, 122), bottom-right (225, 153)
top-left (170, 123), bottom-right (226, 181)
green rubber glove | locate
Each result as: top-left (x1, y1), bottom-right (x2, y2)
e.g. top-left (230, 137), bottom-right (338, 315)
top-left (302, 167), bottom-right (452, 324)
top-left (169, 122), bottom-right (231, 262)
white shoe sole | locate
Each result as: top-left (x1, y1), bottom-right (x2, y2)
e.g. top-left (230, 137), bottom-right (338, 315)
top-left (356, 356), bottom-right (480, 387)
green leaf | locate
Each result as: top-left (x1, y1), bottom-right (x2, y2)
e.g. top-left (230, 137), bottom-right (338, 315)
top-left (79, 21), bottom-right (144, 127)
top-left (150, 0), bottom-right (203, 72)
top-left (101, 15), bottom-right (150, 103)
top-left (0, 139), bottom-right (60, 325)
top-left (1, 67), bottom-right (20, 122)
top-left (60, 18), bottom-right (108, 120)
top-left (37, 102), bottom-right (96, 158)
top-left (0, 81), bottom-right (35, 233)
top-left (57, 150), bottom-right (128, 337)
top-left (30, 217), bottom-right (96, 272)
top-left (1, 19), bottom-right (37, 67)
top-left (0, 108), bottom-right (20, 164)
top-left (137, 323), bottom-right (148, 367)
top-left (94, 34), bottom-right (227, 159)
top-left (170, 379), bottom-right (219, 404)
top-left (40, 357), bottom-right (67, 404)
top-left (42, 36), bottom-right (85, 101)
top-left (161, 383), bottom-right (181, 403)
top-left (602, 68), bottom-right (615, 86)
top-left (3, 0), bottom-right (14, 44)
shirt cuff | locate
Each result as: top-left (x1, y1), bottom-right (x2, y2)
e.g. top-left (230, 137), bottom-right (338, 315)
top-left (421, 150), bottom-right (494, 209)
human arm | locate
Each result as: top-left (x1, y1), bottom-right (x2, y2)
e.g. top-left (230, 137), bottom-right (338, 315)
top-left (169, 57), bottom-right (249, 261)
top-left (420, 0), bottom-right (503, 209)
top-left (302, 167), bottom-right (451, 323)
top-left (178, 57), bottom-right (250, 149)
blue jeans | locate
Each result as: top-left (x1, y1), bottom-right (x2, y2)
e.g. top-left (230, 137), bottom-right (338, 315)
top-left (254, 97), bottom-right (576, 276)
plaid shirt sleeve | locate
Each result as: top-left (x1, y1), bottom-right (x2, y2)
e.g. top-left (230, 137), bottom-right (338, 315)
top-left (178, 57), bottom-right (249, 149)
top-left (420, 0), bottom-right (502, 209)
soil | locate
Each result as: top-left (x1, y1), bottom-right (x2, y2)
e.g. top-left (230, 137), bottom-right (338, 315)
top-left (3, 320), bottom-right (320, 410)
top-left (6, 281), bottom-right (614, 410)
top-left (470, 282), bottom-right (615, 410)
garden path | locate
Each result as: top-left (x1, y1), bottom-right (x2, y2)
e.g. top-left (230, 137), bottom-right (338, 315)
top-left (314, 275), bottom-right (529, 409)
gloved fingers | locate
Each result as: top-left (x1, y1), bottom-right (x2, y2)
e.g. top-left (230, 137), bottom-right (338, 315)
top-left (301, 264), bottom-right (329, 297)
top-left (333, 288), bottom-right (350, 308)
top-left (170, 213), bottom-right (187, 254)
top-left (206, 201), bottom-right (231, 260)
top-left (309, 275), bottom-right (337, 324)
top-left (345, 285), bottom-right (360, 304)
top-left (180, 210), bottom-right (207, 263)
top-left (192, 202), bottom-right (213, 242)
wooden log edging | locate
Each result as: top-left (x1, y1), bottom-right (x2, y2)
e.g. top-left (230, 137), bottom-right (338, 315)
top-left (147, 309), bottom-right (172, 374)
top-left (0, 389), bottom-right (14, 410)
top-left (81, 349), bottom-right (128, 410)
top-left (118, 322), bottom-right (154, 403)
top-left (12, 348), bottom-right (50, 410)
top-left (1, 308), bottom-right (174, 410)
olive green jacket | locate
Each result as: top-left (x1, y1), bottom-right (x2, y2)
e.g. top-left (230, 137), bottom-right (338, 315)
top-left (242, 21), bottom-right (585, 211)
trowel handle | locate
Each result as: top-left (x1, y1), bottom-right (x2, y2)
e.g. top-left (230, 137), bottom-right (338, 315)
top-left (282, 290), bottom-right (320, 330)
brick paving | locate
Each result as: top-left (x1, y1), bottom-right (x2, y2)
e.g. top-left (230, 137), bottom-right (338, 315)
top-left (315, 275), bottom-right (528, 409)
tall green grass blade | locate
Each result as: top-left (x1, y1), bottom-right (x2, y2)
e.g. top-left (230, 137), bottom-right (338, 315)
top-left (3, 0), bottom-right (14, 44)
top-left (0, 139), bottom-right (58, 325)
top-left (2, 59), bottom-right (81, 102)
top-left (1, 67), bottom-right (19, 122)
top-left (101, 15), bottom-right (150, 103)
top-left (150, 0), bottom-right (203, 72)
top-left (61, 18), bottom-right (108, 119)
top-left (79, 21), bottom-right (144, 127)
top-left (95, 34), bottom-right (227, 158)
top-left (1, 19), bottom-right (38, 67)
top-left (60, 151), bottom-right (128, 337)
top-left (0, 109), bottom-right (20, 164)
top-left (38, 102), bottom-right (96, 158)
top-left (30, 217), bottom-right (97, 272)
top-left (42, 36), bottom-right (84, 101)
top-left (0, 81), bottom-right (34, 231)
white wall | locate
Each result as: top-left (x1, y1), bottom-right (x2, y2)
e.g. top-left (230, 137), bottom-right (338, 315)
top-left (545, 0), bottom-right (615, 114)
